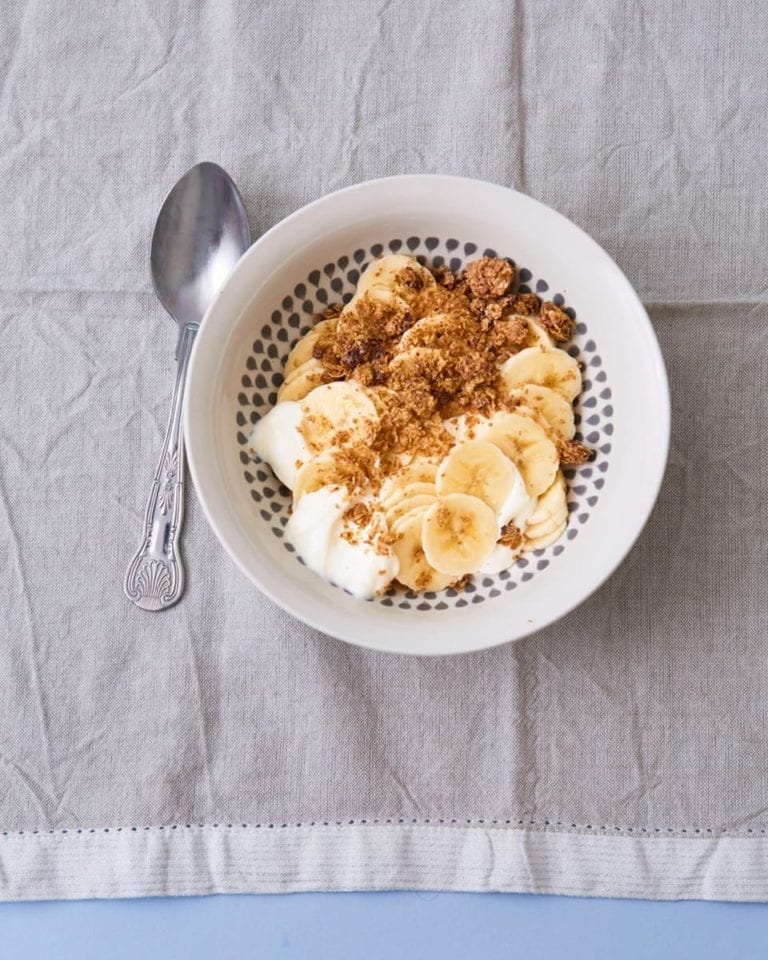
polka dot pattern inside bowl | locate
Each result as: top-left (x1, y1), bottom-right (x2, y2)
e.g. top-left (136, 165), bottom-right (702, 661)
top-left (235, 237), bottom-right (613, 612)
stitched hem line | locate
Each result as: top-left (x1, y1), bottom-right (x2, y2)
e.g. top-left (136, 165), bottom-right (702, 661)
top-left (1, 817), bottom-right (765, 840)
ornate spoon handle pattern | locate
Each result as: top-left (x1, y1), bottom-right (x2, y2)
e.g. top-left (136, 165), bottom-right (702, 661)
top-left (124, 323), bottom-right (197, 611)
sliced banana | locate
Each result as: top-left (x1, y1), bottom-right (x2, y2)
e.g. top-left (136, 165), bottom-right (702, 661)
top-left (507, 385), bottom-right (575, 440)
top-left (528, 471), bottom-right (566, 520)
top-left (391, 502), bottom-right (433, 536)
top-left (388, 346), bottom-right (445, 380)
top-left (386, 493), bottom-right (438, 528)
top-left (436, 441), bottom-right (517, 516)
top-left (299, 381), bottom-right (378, 454)
top-left (343, 286), bottom-right (411, 322)
top-left (524, 518), bottom-right (567, 550)
top-left (379, 459), bottom-right (439, 503)
top-left (526, 493), bottom-right (568, 534)
top-left (422, 494), bottom-right (497, 576)
top-left (500, 346), bottom-right (582, 402)
top-left (525, 472), bottom-right (568, 538)
top-left (525, 511), bottom-right (567, 541)
top-left (380, 481), bottom-right (436, 512)
top-left (280, 356), bottom-right (321, 389)
top-left (392, 513), bottom-right (455, 592)
top-left (284, 319), bottom-right (330, 376)
top-left (398, 312), bottom-right (454, 350)
top-left (293, 451), bottom-right (349, 502)
top-left (482, 412), bottom-right (559, 497)
top-left (357, 254), bottom-right (436, 308)
top-left (524, 316), bottom-right (554, 349)
top-left (277, 359), bottom-right (327, 402)
top-left (442, 413), bottom-right (496, 444)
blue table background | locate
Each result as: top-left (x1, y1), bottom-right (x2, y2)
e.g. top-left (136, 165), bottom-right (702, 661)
top-left (1, 893), bottom-right (763, 958)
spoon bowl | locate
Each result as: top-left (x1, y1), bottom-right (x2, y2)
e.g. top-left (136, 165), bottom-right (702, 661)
top-left (151, 162), bottom-right (252, 327)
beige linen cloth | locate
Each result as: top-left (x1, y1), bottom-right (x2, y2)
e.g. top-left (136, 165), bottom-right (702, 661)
top-left (1, 0), bottom-right (767, 900)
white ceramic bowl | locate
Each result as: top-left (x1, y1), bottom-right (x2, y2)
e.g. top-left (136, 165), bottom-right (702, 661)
top-left (184, 175), bottom-right (669, 656)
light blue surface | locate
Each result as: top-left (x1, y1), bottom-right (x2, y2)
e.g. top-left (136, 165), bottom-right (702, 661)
top-left (0, 893), bottom-right (765, 959)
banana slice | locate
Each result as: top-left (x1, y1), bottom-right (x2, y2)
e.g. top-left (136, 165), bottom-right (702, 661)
top-left (442, 413), bottom-right (496, 444)
top-left (299, 381), bottom-right (378, 453)
top-left (393, 513), bottom-right (455, 592)
top-left (391, 502), bottom-right (433, 536)
top-left (357, 254), bottom-right (436, 308)
top-left (526, 492), bottom-right (568, 534)
top-left (293, 450), bottom-right (340, 506)
top-left (528, 471), bottom-right (566, 519)
top-left (398, 312), bottom-right (455, 351)
top-left (293, 443), bottom-right (380, 502)
top-left (524, 317), bottom-right (554, 349)
top-left (525, 518), bottom-right (567, 551)
top-left (380, 481), bottom-right (436, 512)
top-left (525, 472), bottom-right (568, 537)
top-left (277, 359), bottom-right (327, 403)
top-left (507, 385), bottom-right (575, 440)
top-left (422, 494), bottom-right (497, 576)
top-left (435, 441), bottom-right (517, 516)
top-left (500, 346), bottom-right (582, 402)
top-left (482, 412), bottom-right (559, 497)
top-left (280, 356), bottom-right (320, 389)
top-left (379, 459), bottom-right (439, 503)
top-left (525, 510), bottom-right (567, 540)
top-left (285, 319), bottom-right (330, 376)
top-left (386, 494), bottom-right (438, 528)
top-left (343, 286), bottom-right (411, 324)
top-left (388, 346), bottom-right (445, 381)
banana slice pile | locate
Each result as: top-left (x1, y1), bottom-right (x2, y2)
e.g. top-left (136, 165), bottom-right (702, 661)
top-left (525, 471), bottom-right (569, 550)
top-left (250, 253), bottom-right (590, 598)
top-left (380, 436), bottom-right (565, 588)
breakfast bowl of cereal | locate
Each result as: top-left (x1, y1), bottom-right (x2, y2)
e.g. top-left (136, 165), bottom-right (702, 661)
top-left (184, 175), bottom-right (669, 655)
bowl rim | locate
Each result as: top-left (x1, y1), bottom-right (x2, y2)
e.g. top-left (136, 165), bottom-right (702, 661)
top-left (184, 173), bottom-right (671, 656)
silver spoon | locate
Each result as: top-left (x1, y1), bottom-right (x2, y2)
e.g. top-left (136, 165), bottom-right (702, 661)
top-left (124, 162), bottom-right (251, 611)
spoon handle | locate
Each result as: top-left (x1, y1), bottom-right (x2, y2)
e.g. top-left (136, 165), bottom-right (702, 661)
top-left (124, 323), bottom-right (198, 611)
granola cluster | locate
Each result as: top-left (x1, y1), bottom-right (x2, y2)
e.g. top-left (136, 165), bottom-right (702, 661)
top-left (556, 437), bottom-right (594, 466)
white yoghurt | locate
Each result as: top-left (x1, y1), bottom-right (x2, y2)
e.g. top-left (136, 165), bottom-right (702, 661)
top-left (478, 543), bottom-right (519, 575)
top-left (286, 487), bottom-right (399, 599)
top-left (510, 489), bottom-right (538, 527)
top-left (248, 401), bottom-right (310, 489)
top-left (496, 461), bottom-right (535, 529)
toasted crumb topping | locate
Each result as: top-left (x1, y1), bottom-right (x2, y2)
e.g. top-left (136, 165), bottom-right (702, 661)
top-left (414, 568), bottom-right (432, 590)
top-left (507, 292), bottom-right (541, 315)
top-left (465, 257), bottom-right (516, 298)
top-left (539, 301), bottom-right (575, 342)
top-left (432, 265), bottom-right (457, 289)
top-left (343, 501), bottom-right (372, 529)
top-left (499, 523), bottom-right (523, 550)
top-left (486, 315), bottom-right (529, 355)
top-left (556, 437), bottom-right (595, 465)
